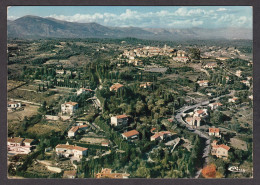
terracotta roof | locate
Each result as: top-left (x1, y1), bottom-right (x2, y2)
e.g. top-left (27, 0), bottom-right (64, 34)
top-left (63, 170), bottom-right (77, 177)
top-left (23, 139), bottom-right (34, 143)
top-left (65, 102), bottom-right (78, 106)
top-left (197, 80), bottom-right (209, 83)
top-left (185, 117), bottom-right (193, 122)
top-left (122, 130), bottom-right (139, 138)
top-left (150, 128), bottom-right (157, 132)
top-left (196, 109), bottom-right (205, 114)
top-left (56, 144), bottom-right (88, 151)
top-left (8, 137), bottom-right (24, 143)
top-left (209, 128), bottom-right (219, 133)
top-left (219, 144), bottom-right (230, 151)
top-left (79, 125), bottom-right (88, 129)
top-left (69, 126), bottom-right (79, 133)
top-left (115, 115), bottom-right (128, 119)
top-left (110, 83), bottom-right (124, 91)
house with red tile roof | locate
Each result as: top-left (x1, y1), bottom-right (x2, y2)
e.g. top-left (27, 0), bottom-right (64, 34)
top-left (68, 125), bottom-right (88, 138)
top-left (211, 141), bottom-right (230, 158)
top-left (110, 83), bottom-right (124, 92)
top-left (228, 97), bottom-right (238, 103)
top-left (55, 143), bottom-right (88, 159)
top-left (150, 131), bottom-right (172, 141)
top-left (209, 128), bottom-right (220, 137)
top-left (197, 80), bottom-right (209, 87)
top-left (110, 115), bottom-right (128, 127)
top-left (122, 130), bottom-right (139, 140)
top-left (208, 102), bottom-right (222, 110)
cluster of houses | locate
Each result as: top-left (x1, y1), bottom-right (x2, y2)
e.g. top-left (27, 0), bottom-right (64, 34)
top-left (172, 50), bottom-right (189, 63)
top-left (122, 45), bottom-right (176, 60)
top-left (203, 62), bottom-right (218, 69)
top-left (8, 137), bottom-right (35, 155)
top-left (185, 108), bottom-right (208, 128)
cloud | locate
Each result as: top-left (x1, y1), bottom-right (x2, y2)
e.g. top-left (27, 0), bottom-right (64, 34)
top-left (216, 8), bottom-right (229, 12)
top-left (45, 8), bottom-right (251, 28)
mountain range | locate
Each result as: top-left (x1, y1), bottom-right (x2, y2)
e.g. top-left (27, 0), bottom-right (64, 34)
top-left (7, 15), bottom-right (252, 41)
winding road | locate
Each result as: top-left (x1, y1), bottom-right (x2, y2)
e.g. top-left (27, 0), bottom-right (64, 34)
top-left (175, 91), bottom-right (233, 178)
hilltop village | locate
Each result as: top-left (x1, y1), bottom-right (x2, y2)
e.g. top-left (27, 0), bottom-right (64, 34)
top-left (7, 38), bottom-right (252, 178)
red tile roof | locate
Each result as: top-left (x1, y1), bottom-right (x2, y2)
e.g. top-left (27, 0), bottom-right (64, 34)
top-left (219, 144), bottom-right (230, 151)
top-left (209, 128), bottom-right (219, 133)
top-left (116, 115), bottom-right (128, 119)
top-left (122, 130), bottom-right (139, 138)
top-left (56, 144), bottom-right (88, 151)
top-left (110, 83), bottom-right (124, 91)
top-left (65, 102), bottom-right (78, 106)
top-left (8, 137), bottom-right (24, 143)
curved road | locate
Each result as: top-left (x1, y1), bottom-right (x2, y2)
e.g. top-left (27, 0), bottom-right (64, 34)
top-left (175, 92), bottom-right (233, 178)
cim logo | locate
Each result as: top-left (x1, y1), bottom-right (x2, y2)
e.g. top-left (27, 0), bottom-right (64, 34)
top-left (228, 166), bottom-right (246, 173)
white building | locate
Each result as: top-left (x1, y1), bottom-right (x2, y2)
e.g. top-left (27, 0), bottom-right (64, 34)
top-left (68, 125), bottom-right (88, 138)
top-left (110, 115), bottom-right (128, 127)
top-left (208, 102), bottom-right (222, 110)
top-left (77, 88), bottom-right (93, 96)
top-left (61, 102), bottom-right (78, 115)
top-left (122, 130), bottom-right (139, 140)
top-left (55, 144), bottom-right (88, 159)
top-left (197, 80), bottom-right (209, 87)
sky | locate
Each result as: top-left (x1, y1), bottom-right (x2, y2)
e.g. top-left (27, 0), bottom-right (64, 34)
top-left (7, 6), bottom-right (252, 29)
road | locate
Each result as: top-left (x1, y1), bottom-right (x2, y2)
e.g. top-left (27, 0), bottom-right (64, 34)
top-left (175, 91), bottom-right (233, 178)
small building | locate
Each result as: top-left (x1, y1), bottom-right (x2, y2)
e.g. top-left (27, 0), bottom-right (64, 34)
top-left (122, 130), bottom-right (139, 140)
top-left (101, 141), bottom-right (110, 147)
top-left (211, 141), bottom-right (230, 159)
top-left (61, 102), bottom-right (78, 115)
top-left (68, 125), bottom-right (88, 138)
top-left (235, 70), bottom-right (242, 77)
top-left (56, 69), bottom-right (65, 75)
top-left (209, 128), bottom-right (220, 137)
top-left (197, 80), bottom-right (209, 87)
top-left (150, 131), bottom-right (172, 141)
top-left (63, 170), bottom-right (77, 179)
top-left (110, 115), bottom-right (128, 127)
top-left (96, 168), bottom-right (130, 179)
top-left (240, 80), bottom-right (250, 87)
top-left (110, 83), bottom-right (124, 92)
top-left (140, 82), bottom-right (152, 88)
top-left (23, 139), bottom-right (34, 147)
top-left (76, 88), bottom-right (93, 96)
top-left (249, 95), bottom-right (253, 100)
top-left (204, 62), bottom-right (217, 69)
top-left (228, 97), bottom-right (238, 103)
top-left (208, 102), bottom-right (222, 110)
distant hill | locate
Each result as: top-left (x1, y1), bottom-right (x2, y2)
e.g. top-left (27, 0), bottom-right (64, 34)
top-left (7, 15), bottom-right (252, 40)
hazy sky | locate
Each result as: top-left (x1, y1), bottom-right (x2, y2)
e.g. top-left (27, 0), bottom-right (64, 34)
top-left (7, 6), bottom-right (252, 29)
